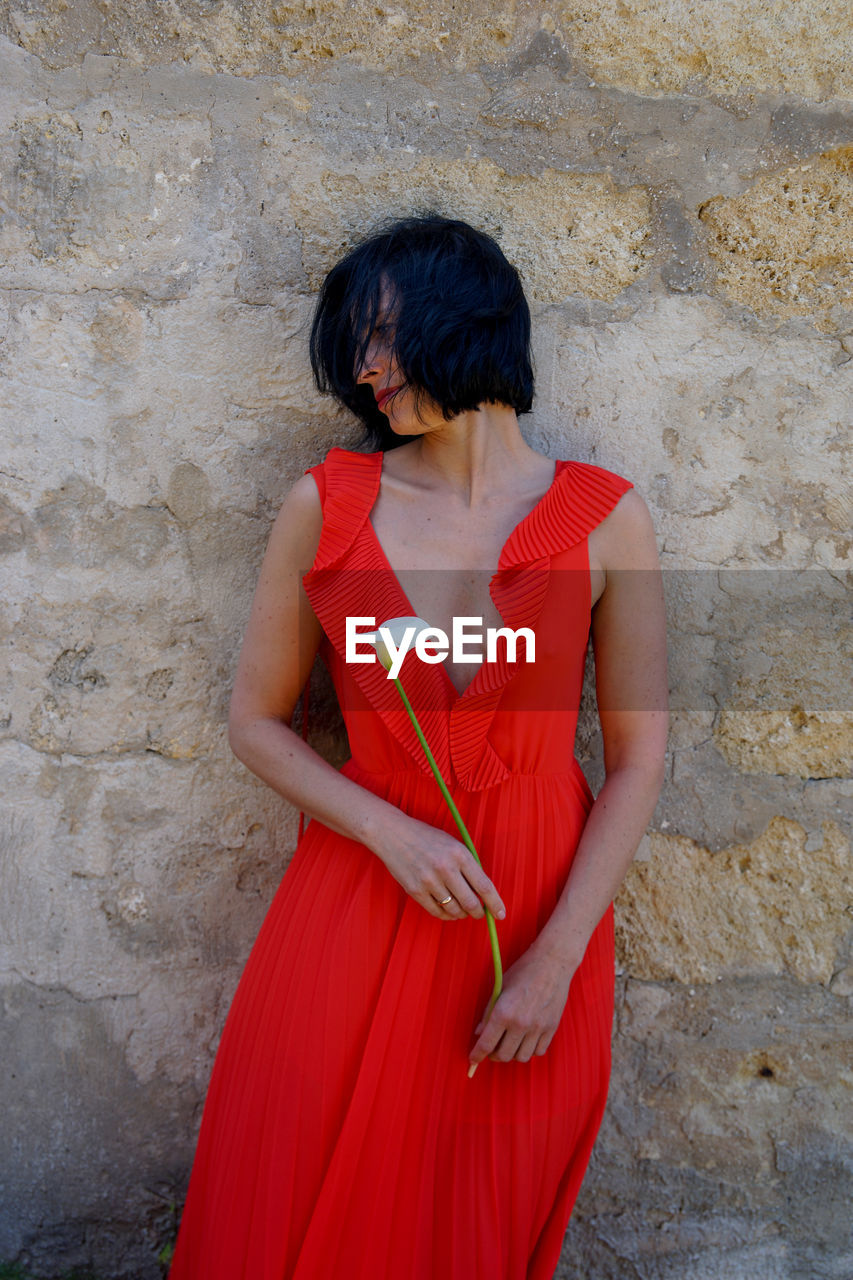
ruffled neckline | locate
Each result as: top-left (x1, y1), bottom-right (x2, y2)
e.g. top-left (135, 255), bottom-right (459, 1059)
top-left (309, 448), bottom-right (624, 576)
top-left (303, 447), bottom-right (633, 790)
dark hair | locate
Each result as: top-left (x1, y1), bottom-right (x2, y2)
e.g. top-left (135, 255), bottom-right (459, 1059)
top-left (309, 214), bottom-right (534, 450)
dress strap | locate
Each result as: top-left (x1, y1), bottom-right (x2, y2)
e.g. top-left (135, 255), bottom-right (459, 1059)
top-left (304, 448), bottom-right (382, 574)
top-left (499, 460), bottom-right (634, 571)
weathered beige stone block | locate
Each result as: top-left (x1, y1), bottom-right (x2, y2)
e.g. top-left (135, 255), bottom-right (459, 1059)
top-left (0, 738), bottom-right (294, 1000)
top-left (89, 295), bottom-right (146, 363)
top-left (699, 146), bottom-right (853, 331)
top-left (565, 977), bottom-right (853, 1277)
top-left (715, 706), bottom-right (852, 780)
top-left (3, 584), bottom-right (226, 761)
top-left (4, 0), bottom-right (520, 76)
top-left (264, 0), bottom-right (518, 69)
top-left (1, 103), bottom-right (221, 294)
top-left (615, 817), bottom-right (852, 984)
top-left (0, 285), bottom-right (324, 515)
top-left (710, 590), bottom-right (852, 777)
top-left (166, 462), bottom-right (212, 526)
top-left (8, 0), bottom-right (851, 98)
top-left (292, 155), bottom-right (652, 303)
top-left (552, 0), bottom-right (853, 99)
top-left (545, 295), bottom-right (853, 571)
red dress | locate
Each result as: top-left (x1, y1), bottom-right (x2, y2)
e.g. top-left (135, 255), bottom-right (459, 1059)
top-left (170, 447), bottom-right (633, 1280)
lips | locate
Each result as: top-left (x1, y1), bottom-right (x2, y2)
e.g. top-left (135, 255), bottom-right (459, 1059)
top-left (375, 385), bottom-right (403, 412)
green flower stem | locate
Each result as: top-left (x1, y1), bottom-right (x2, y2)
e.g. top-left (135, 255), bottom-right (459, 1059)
top-left (393, 674), bottom-right (503, 1017)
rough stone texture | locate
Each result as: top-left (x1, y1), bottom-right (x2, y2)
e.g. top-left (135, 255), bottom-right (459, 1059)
top-left (0, 3), bottom-right (851, 1277)
top-left (4, 0), bottom-right (852, 100)
top-left (292, 155), bottom-right (654, 301)
top-left (3, 0), bottom-right (523, 76)
top-left (699, 145), bottom-right (853, 331)
top-left (715, 706), bottom-right (852, 780)
top-left (559, 977), bottom-right (853, 1280)
top-left (552, 1), bottom-right (853, 100)
top-left (615, 818), bottom-right (852, 985)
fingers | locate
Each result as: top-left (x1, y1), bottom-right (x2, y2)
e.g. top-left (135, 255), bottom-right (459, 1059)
top-left (419, 900), bottom-right (445, 920)
top-left (440, 869), bottom-right (486, 919)
top-left (469, 1013), bottom-right (506, 1070)
top-left (461, 859), bottom-right (506, 921)
top-left (431, 888), bottom-right (465, 920)
top-left (427, 846), bottom-right (505, 924)
top-left (514, 1031), bottom-right (543, 1064)
top-left (385, 820), bottom-right (506, 923)
top-left (469, 1006), bottom-right (555, 1072)
top-left (445, 863), bottom-right (505, 922)
top-left (470, 1026), bottom-right (541, 1068)
top-left (414, 885), bottom-right (468, 921)
top-left (534, 1030), bottom-right (554, 1057)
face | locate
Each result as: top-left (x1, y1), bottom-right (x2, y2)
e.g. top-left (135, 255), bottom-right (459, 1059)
top-left (354, 282), bottom-right (443, 436)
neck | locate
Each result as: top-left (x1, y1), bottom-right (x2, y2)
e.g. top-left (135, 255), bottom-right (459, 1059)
top-left (407, 405), bottom-right (540, 504)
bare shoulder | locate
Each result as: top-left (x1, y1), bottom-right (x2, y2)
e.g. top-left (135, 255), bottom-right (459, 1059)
top-left (589, 487), bottom-right (660, 573)
top-left (279, 471), bottom-right (323, 522)
top-left (264, 471), bottom-right (324, 573)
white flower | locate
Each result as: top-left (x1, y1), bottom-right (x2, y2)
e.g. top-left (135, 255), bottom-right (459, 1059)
top-left (372, 615), bottom-right (433, 678)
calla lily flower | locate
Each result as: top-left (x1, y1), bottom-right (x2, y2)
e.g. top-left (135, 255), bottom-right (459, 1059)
top-left (373, 615), bottom-right (431, 676)
top-left (373, 616), bottom-right (504, 1050)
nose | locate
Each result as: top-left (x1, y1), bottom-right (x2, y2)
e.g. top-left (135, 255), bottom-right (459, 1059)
top-left (355, 335), bottom-right (386, 385)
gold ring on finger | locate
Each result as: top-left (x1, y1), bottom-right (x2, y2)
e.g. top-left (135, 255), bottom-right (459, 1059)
top-left (438, 894), bottom-right (453, 906)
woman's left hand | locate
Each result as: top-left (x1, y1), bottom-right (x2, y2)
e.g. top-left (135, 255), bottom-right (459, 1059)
top-left (468, 944), bottom-right (574, 1071)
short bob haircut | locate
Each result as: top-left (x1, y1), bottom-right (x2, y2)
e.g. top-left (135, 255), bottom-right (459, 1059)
top-left (309, 214), bottom-right (534, 450)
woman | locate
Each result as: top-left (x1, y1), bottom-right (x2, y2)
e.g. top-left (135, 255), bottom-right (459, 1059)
top-left (170, 215), bottom-right (667, 1279)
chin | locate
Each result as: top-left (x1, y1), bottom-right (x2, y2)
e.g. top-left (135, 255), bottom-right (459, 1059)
top-left (388, 422), bottom-right (426, 437)
top-left (384, 406), bottom-right (429, 436)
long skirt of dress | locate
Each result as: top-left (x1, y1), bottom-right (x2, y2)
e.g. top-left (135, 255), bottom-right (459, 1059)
top-left (169, 759), bottom-right (614, 1280)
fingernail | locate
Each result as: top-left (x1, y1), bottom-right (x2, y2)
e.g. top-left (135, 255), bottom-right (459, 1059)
top-left (468, 1062), bottom-right (478, 1079)
top-left (496, 908), bottom-right (506, 920)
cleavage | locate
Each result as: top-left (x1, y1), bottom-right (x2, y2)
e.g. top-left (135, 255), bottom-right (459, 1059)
top-left (369, 511), bottom-right (507, 695)
top-left (395, 567), bottom-right (504, 690)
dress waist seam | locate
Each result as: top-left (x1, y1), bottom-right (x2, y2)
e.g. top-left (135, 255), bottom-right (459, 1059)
top-left (345, 761), bottom-right (586, 782)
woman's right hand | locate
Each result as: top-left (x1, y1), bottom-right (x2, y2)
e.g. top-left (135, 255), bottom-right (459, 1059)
top-left (370, 812), bottom-right (507, 922)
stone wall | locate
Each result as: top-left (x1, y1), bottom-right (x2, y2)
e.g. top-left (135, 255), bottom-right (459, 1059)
top-left (0, 3), bottom-right (850, 1277)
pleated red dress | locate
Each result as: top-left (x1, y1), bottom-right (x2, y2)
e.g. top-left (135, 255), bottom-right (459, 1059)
top-left (170, 447), bottom-right (633, 1280)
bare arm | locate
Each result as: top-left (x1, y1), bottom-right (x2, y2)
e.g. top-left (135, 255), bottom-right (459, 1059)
top-left (534, 489), bottom-right (668, 968)
top-left (227, 473), bottom-right (370, 841)
top-left (228, 473), bottom-right (506, 923)
top-left (469, 489), bottom-right (668, 1069)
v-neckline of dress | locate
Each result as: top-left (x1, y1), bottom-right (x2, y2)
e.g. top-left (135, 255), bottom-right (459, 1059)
top-left (365, 453), bottom-right (562, 702)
